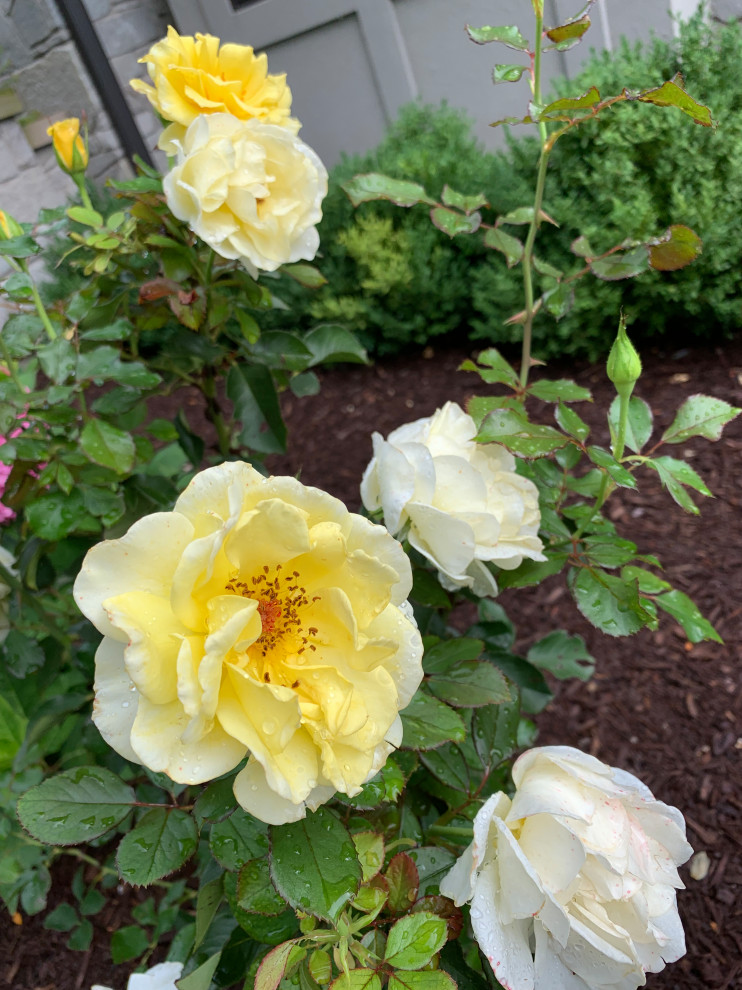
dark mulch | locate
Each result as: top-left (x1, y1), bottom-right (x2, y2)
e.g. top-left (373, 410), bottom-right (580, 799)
top-left (3, 338), bottom-right (740, 990)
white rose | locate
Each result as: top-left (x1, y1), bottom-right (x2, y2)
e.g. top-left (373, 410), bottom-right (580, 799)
top-left (441, 746), bottom-right (692, 990)
top-left (92, 960), bottom-right (183, 990)
top-left (360, 401), bottom-right (544, 596)
top-left (163, 114), bottom-right (327, 272)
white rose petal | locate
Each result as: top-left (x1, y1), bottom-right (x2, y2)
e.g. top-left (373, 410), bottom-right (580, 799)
top-left (442, 745), bottom-right (692, 990)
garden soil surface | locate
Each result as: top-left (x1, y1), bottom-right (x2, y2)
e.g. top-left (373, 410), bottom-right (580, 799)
top-left (2, 339), bottom-right (741, 990)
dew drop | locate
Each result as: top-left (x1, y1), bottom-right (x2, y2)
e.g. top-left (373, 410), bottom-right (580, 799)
top-left (121, 701), bottom-right (130, 709)
top-left (250, 784), bottom-right (258, 792)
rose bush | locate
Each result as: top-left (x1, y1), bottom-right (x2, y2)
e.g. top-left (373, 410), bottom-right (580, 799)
top-left (73, 462), bottom-right (423, 825)
top-left (131, 27), bottom-right (299, 153)
top-left (163, 114), bottom-right (327, 273)
top-left (361, 401), bottom-right (544, 595)
top-left (441, 745), bottom-right (692, 990)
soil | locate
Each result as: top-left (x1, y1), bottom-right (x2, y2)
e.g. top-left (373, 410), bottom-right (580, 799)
top-left (2, 338), bottom-right (741, 990)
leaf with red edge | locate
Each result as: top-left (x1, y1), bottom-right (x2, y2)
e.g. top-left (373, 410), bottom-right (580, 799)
top-left (545, 14), bottom-right (591, 46)
top-left (635, 74), bottom-right (713, 126)
top-left (385, 853), bottom-right (419, 915)
top-left (647, 225), bottom-right (702, 271)
top-left (254, 940), bottom-right (304, 990)
top-left (413, 896), bottom-right (464, 940)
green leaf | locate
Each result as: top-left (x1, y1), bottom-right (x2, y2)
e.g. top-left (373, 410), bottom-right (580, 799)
top-left (608, 395), bottom-right (653, 453)
top-left (661, 394), bottom-right (740, 444)
top-left (25, 489), bottom-right (100, 540)
top-left (587, 445), bottom-right (636, 488)
top-left (571, 235), bottom-right (594, 257)
top-left (227, 363), bottom-right (287, 454)
top-left (460, 348), bottom-right (518, 387)
top-left (280, 263), bottom-right (327, 287)
top-left (44, 902), bottom-right (79, 932)
top-left (430, 207), bottom-right (480, 237)
top-left (428, 660), bottom-right (510, 708)
top-left (238, 857), bottom-right (287, 915)
top-left (495, 554), bottom-right (568, 589)
top-left (411, 568), bottom-right (451, 609)
top-left (528, 379), bottom-right (591, 403)
top-left (0, 234), bottom-right (40, 258)
top-left (645, 456), bottom-right (711, 514)
top-left (352, 832), bottom-right (385, 882)
top-left (68, 918), bottom-right (93, 950)
top-left (590, 246), bottom-right (648, 281)
top-left (541, 86), bottom-right (600, 116)
top-left (194, 876), bottom-right (223, 950)
top-left (37, 337), bottom-right (76, 384)
top-left (386, 852), bottom-right (419, 913)
top-left (290, 371), bottom-right (321, 397)
top-left (331, 971), bottom-right (382, 990)
top-left (4, 272), bottom-right (33, 297)
top-left (116, 808), bottom-right (197, 886)
top-left (647, 224), bottom-right (702, 271)
top-left (492, 63), bottom-right (527, 84)
top-left (472, 696), bottom-right (520, 769)
top-left (582, 535), bottom-right (640, 568)
top-left (2, 631), bottom-right (45, 679)
top-left (76, 347), bottom-right (160, 388)
top-left (346, 756), bottom-right (406, 810)
top-left (67, 205), bottom-right (103, 227)
top-left (621, 566), bottom-right (671, 595)
top-left (0, 692), bottom-right (26, 770)
top-left (269, 806), bottom-right (361, 922)
top-left (408, 848), bottom-right (456, 897)
top-left (210, 809), bottom-right (268, 871)
top-left (483, 227), bottom-right (523, 266)
top-left (572, 568), bottom-right (652, 636)
top-left (476, 408), bottom-right (569, 457)
top-left (636, 74), bottom-right (713, 126)
top-left (342, 173), bottom-right (435, 207)
top-left (111, 924), bottom-right (150, 964)
top-left (466, 24), bottom-right (529, 49)
top-left (304, 324), bottom-right (368, 366)
top-left (555, 400), bottom-right (590, 442)
top-left (420, 743), bottom-right (470, 793)
top-left (255, 941), bottom-right (304, 990)
top-left (178, 953), bottom-right (222, 990)
top-left (385, 912), bottom-right (447, 970)
top-left (545, 15), bottom-right (591, 46)
top-left (18, 766), bottom-right (134, 845)
top-left (388, 972), bottom-right (456, 990)
top-left (80, 419), bottom-right (136, 474)
top-left (655, 589), bottom-right (722, 643)
top-left (527, 631), bottom-right (595, 681)
top-left (423, 637), bottom-right (483, 674)
top-left (543, 280), bottom-right (574, 320)
top-left (400, 691), bottom-right (466, 750)
top-left (487, 650), bottom-right (552, 713)
top-left (441, 186), bottom-right (488, 214)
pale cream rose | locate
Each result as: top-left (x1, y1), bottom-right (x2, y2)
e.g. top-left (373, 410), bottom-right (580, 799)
top-left (163, 114), bottom-right (327, 273)
top-left (92, 960), bottom-right (183, 990)
top-left (441, 746), bottom-right (692, 990)
top-left (361, 401), bottom-right (545, 596)
top-left (74, 463), bottom-right (423, 825)
top-left (131, 26), bottom-right (299, 154)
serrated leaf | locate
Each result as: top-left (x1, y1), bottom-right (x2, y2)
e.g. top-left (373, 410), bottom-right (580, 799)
top-left (210, 809), bottom-right (268, 871)
top-left (116, 808), bottom-right (197, 886)
top-left (472, 696), bottom-right (520, 769)
top-left (466, 24), bottom-right (529, 49)
top-left (572, 568), bottom-right (652, 636)
top-left (385, 912), bottom-right (447, 970)
top-left (608, 395), bottom-right (653, 453)
top-left (555, 400), bottom-right (590, 442)
top-left (237, 857), bottom-right (287, 915)
top-left (423, 637), bottom-right (483, 674)
top-left (280, 263), bottom-right (327, 287)
top-left (527, 631), bottom-right (595, 680)
top-left (493, 63), bottom-right (527, 84)
top-left (270, 807), bottom-right (361, 921)
top-left (495, 555), bottom-right (568, 589)
top-left (528, 379), bottom-right (591, 403)
top-left (194, 876), bottom-right (223, 950)
top-left (645, 456), bottom-right (711, 514)
top-left (541, 86), bottom-right (600, 116)
top-left (621, 566), bottom-right (671, 594)
top-left (441, 186), bottom-right (488, 214)
top-left (661, 394), bottom-right (740, 443)
top-left (636, 75), bottom-right (713, 126)
top-left (545, 15), bottom-right (591, 45)
top-left (587, 445), bottom-right (636, 488)
top-left (342, 173), bottom-right (435, 207)
top-left (655, 589), bottom-right (722, 643)
top-left (590, 246), bottom-right (648, 280)
top-left (400, 691), bottom-right (466, 750)
top-left (483, 226), bottom-right (523, 266)
top-left (460, 348), bottom-right (518, 387)
top-left (499, 207), bottom-right (534, 225)
top-left (386, 853), bottom-right (419, 914)
top-left (227, 363), bottom-right (287, 454)
top-left (388, 972), bottom-right (456, 990)
top-left (428, 660), bottom-right (510, 708)
top-left (543, 280), bottom-right (574, 319)
top-left (476, 408), bottom-right (569, 457)
top-left (80, 419), bottom-right (135, 474)
top-left (331, 971), bottom-right (382, 990)
top-left (111, 924), bottom-right (149, 964)
top-left (17, 767), bottom-right (134, 845)
top-left (407, 848), bottom-right (456, 897)
top-left (647, 224), bottom-right (702, 271)
top-left (420, 744), bottom-right (470, 793)
top-left (571, 235), bottom-right (594, 257)
top-left (255, 940), bottom-right (302, 990)
top-left (430, 207), bottom-right (480, 237)
top-left (352, 832), bottom-right (385, 882)
top-left (0, 234), bottom-right (40, 258)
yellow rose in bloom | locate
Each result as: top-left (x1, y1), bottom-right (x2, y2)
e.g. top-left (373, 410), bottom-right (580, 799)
top-left (0, 210), bottom-right (24, 239)
top-left (131, 26), bottom-right (299, 154)
top-left (47, 117), bottom-right (88, 175)
top-left (163, 114), bottom-right (327, 273)
top-left (73, 463), bottom-right (423, 825)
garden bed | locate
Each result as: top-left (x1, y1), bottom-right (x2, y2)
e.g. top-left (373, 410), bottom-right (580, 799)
top-left (2, 338), bottom-right (740, 990)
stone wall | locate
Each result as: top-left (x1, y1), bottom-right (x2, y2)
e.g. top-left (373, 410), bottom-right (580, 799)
top-left (0, 0), bottom-right (170, 222)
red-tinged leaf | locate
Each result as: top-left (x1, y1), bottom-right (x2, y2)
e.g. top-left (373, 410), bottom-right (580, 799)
top-left (255, 940), bottom-right (303, 990)
top-left (413, 896), bottom-right (464, 940)
top-left (430, 207), bottom-right (481, 238)
top-left (441, 186), bottom-right (488, 215)
top-left (138, 276), bottom-right (179, 303)
top-left (590, 246), bottom-right (648, 281)
top-left (545, 14), bottom-right (591, 45)
top-left (385, 853), bottom-right (419, 915)
top-left (483, 227), bottom-right (523, 266)
top-left (342, 173), bottom-right (435, 208)
top-left (542, 86), bottom-right (600, 116)
top-left (635, 74), bottom-right (713, 126)
top-left (647, 225), bottom-right (702, 271)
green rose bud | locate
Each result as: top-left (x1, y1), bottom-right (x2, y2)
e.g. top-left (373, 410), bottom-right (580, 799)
top-left (607, 314), bottom-right (642, 398)
top-left (0, 209), bottom-right (24, 240)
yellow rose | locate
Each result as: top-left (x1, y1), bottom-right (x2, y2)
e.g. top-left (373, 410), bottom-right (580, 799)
top-left (163, 114), bottom-right (327, 273)
top-left (131, 26), bottom-right (299, 153)
top-left (74, 463), bottom-right (423, 825)
top-left (0, 210), bottom-right (24, 240)
top-left (47, 117), bottom-right (89, 175)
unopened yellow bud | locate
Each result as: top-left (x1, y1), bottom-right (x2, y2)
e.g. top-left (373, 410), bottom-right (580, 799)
top-left (0, 210), bottom-right (24, 240)
top-left (47, 117), bottom-right (89, 175)
top-left (607, 314), bottom-right (642, 397)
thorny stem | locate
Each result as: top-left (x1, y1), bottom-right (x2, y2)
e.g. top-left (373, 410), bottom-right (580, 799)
top-left (20, 261), bottom-right (57, 341)
top-left (520, 10), bottom-right (550, 388)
